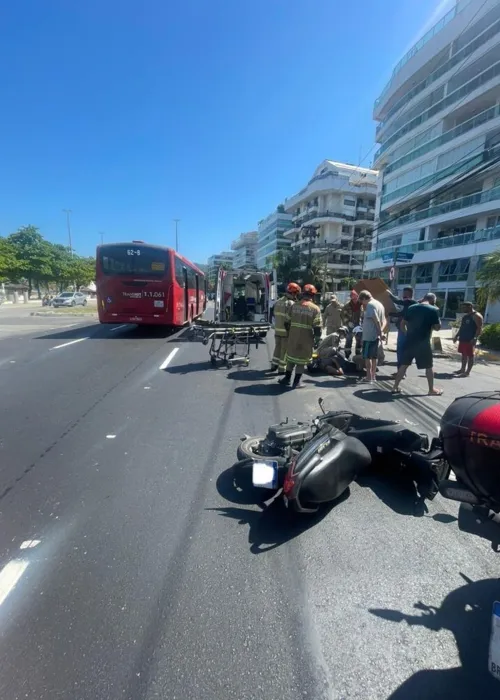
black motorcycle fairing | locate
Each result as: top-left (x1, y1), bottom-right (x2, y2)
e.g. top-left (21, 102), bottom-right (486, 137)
top-left (347, 424), bottom-right (427, 460)
top-left (298, 436), bottom-right (372, 505)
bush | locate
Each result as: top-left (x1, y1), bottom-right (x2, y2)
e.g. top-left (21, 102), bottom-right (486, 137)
top-left (479, 323), bottom-right (500, 350)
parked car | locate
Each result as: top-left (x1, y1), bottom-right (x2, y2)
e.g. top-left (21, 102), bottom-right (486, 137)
top-left (52, 292), bottom-right (87, 308)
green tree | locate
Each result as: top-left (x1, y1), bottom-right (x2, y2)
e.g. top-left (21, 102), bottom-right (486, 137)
top-left (268, 248), bottom-right (302, 283)
top-left (0, 237), bottom-right (20, 281)
top-left (477, 250), bottom-right (500, 307)
top-left (7, 226), bottom-right (52, 297)
top-left (339, 276), bottom-right (358, 290)
top-left (68, 256), bottom-right (95, 290)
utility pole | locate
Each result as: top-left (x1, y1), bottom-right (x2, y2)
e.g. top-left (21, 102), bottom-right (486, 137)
top-left (301, 224), bottom-right (320, 271)
top-left (173, 219), bottom-right (180, 252)
top-left (99, 232), bottom-right (104, 245)
top-left (63, 209), bottom-right (73, 255)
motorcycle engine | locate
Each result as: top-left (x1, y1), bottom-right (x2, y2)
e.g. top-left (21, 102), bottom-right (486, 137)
top-left (266, 422), bottom-right (314, 449)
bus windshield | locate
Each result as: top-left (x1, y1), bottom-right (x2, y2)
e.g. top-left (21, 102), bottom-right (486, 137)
top-left (99, 245), bottom-right (169, 278)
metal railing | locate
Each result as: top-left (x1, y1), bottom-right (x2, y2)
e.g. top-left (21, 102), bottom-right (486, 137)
top-left (385, 104), bottom-right (500, 176)
top-left (367, 222), bottom-right (500, 261)
top-left (379, 183), bottom-right (500, 233)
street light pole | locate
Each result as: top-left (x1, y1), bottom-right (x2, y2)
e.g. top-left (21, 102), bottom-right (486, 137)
top-left (99, 232), bottom-right (104, 245)
top-left (173, 219), bottom-right (180, 252)
top-left (63, 209), bottom-right (73, 256)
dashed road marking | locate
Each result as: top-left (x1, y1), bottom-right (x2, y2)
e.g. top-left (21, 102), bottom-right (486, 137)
top-left (50, 337), bottom-right (89, 350)
top-left (159, 347), bottom-right (179, 370)
top-left (110, 324), bottom-right (128, 332)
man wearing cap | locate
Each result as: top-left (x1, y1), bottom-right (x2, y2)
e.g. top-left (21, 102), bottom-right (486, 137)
top-left (453, 301), bottom-right (483, 377)
top-left (280, 284), bottom-right (322, 389)
top-left (341, 290), bottom-right (362, 356)
top-left (270, 283), bottom-right (300, 374)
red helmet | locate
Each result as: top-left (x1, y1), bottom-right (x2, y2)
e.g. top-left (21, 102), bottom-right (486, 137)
top-left (303, 284), bottom-right (317, 296)
top-left (287, 282), bottom-right (301, 295)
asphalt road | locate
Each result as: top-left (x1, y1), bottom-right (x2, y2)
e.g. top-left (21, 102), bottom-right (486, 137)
top-left (0, 306), bottom-right (499, 699)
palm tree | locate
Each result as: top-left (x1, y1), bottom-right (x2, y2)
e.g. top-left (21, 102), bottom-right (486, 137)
top-left (477, 250), bottom-right (500, 306)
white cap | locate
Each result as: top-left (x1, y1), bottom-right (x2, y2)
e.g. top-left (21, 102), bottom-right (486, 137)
top-left (353, 325), bottom-right (363, 334)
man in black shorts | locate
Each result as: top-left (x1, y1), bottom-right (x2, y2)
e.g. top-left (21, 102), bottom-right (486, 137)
top-left (391, 293), bottom-right (442, 396)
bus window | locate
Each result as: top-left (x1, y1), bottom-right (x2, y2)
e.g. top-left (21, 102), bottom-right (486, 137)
top-left (100, 245), bottom-right (168, 278)
top-left (175, 257), bottom-right (185, 287)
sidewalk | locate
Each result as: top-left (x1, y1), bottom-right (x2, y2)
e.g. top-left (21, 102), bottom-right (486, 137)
top-left (385, 328), bottom-right (500, 364)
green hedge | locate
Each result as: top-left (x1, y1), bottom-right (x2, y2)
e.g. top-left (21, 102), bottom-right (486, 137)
top-left (480, 323), bottom-right (500, 350)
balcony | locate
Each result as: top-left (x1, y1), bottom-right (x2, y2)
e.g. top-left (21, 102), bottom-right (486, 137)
top-left (367, 222), bottom-right (500, 262)
top-left (379, 183), bottom-right (500, 234)
top-left (376, 58), bottom-right (500, 159)
top-left (385, 104), bottom-right (500, 177)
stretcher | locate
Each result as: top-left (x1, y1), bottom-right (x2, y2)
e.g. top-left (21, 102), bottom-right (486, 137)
top-left (189, 321), bottom-right (270, 367)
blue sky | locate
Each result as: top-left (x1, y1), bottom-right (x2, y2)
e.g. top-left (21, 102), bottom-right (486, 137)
top-left (1, 0), bottom-right (442, 262)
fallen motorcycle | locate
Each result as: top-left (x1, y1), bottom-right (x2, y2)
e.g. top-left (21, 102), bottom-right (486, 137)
top-left (237, 399), bottom-right (436, 513)
top-left (235, 391), bottom-right (500, 517)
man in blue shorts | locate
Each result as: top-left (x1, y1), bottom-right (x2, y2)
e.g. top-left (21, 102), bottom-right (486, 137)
top-left (358, 290), bottom-right (386, 383)
top-left (391, 292), bottom-right (442, 396)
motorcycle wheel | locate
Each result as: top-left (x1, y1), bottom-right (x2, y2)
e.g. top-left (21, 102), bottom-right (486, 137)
top-left (237, 436), bottom-right (286, 466)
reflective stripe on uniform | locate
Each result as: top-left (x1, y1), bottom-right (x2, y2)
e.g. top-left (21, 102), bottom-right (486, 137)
top-left (285, 353), bottom-right (312, 364)
top-left (290, 322), bottom-right (313, 330)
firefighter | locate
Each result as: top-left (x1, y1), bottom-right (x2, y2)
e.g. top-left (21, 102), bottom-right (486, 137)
top-left (270, 282), bottom-right (301, 373)
top-left (280, 284), bottom-right (322, 389)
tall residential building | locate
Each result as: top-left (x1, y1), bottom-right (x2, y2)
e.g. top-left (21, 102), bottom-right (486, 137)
top-left (366, 0), bottom-right (500, 318)
top-left (283, 160), bottom-right (378, 285)
top-left (257, 208), bottom-right (293, 270)
top-left (231, 231), bottom-right (259, 269)
top-left (207, 251), bottom-right (234, 285)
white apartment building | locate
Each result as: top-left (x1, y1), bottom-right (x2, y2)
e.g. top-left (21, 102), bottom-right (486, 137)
top-left (283, 160), bottom-right (378, 286)
top-left (207, 251), bottom-right (234, 285)
top-left (257, 208), bottom-right (293, 270)
top-left (231, 231), bottom-right (259, 269)
top-left (367, 0), bottom-right (500, 318)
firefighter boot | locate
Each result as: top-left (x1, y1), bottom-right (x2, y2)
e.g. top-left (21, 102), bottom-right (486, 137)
top-left (292, 373), bottom-right (303, 389)
top-left (279, 371), bottom-right (292, 386)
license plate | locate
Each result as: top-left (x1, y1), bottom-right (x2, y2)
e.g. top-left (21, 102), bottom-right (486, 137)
top-left (489, 601), bottom-right (500, 681)
top-left (252, 460), bottom-right (278, 489)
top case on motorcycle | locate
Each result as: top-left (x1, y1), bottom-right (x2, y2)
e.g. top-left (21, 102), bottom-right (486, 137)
top-left (267, 422), bottom-right (314, 448)
top-left (298, 430), bottom-right (371, 505)
top-left (441, 391), bottom-right (500, 509)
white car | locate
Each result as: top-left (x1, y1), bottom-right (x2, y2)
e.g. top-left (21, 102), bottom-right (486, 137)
top-left (52, 292), bottom-right (87, 308)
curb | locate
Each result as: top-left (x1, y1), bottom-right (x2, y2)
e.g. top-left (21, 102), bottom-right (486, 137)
top-left (31, 311), bottom-right (98, 318)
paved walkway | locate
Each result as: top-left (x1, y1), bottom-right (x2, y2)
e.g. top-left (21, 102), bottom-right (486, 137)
top-left (385, 327), bottom-right (500, 365)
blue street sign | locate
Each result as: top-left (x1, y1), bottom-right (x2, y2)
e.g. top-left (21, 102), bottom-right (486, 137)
top-left (382, 253), bottom-right (393, 264)
top-left (396, 252), bottom-right (414, 262)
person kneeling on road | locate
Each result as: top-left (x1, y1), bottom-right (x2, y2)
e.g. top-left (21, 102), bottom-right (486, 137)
top-left (270, 282), bottom-right (300, 374)
top-left (280, 284), bottom-right (322, 389)
top-left (313, 332), bottom-right (364, 377)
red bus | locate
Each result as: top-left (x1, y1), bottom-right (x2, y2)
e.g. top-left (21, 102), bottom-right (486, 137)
top-left (96, 242), bottom-right (206, 326)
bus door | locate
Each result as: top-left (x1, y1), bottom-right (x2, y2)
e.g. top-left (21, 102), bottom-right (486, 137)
top-left (215, 268), bottom-right (224, 322)
top-left (195, 275), bottom-right (200, 315)
top-left (183, 267), bottom-right (189, 322)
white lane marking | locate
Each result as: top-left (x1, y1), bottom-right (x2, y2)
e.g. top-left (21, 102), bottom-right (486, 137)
top-left (20, 539), bottom-right (41, 550)
top-left (0, 559), bottom-right (29, 607)
top-left (110, 324), bottom-right (128, 332)
top-left (106, 435), bottom-right (116, 439)
top-left (50, 337), bottom-right (88, 350)
top-left (159, 347), bottom-right (179, 370)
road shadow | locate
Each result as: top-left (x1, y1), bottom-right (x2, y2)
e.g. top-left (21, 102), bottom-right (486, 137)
top-left (213, 464), bottom-right (345, 553)
top-left (428, 372), bottom-right (456, 380)
top-left (357, 470), bottom-right (427, 517)
top-left (165, 360), bottom-right (217, 375)
top-left (456, 503), bottom-right (500, 552)
top-left (352, 388), bottom-right (426, 402)
top-left (234, 382), bottom-right (288, 396)
top-left (227, 369), bottom-right (275, 382)
top-left (370, 575), bottom-right (500, 698)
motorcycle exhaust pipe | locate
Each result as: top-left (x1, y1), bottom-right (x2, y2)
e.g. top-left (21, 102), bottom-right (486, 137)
top-left (439, 479), bottom-right (481, 506)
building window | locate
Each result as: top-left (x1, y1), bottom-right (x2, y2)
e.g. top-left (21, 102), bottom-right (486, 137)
top-left (344, 198), bottom-right (356, 207)
top-left (397, 266), bottom-right (412, 285)
top-left (341, 225), bottom-right (351, 233)
top-left (416, 264), bottom-right (433, 284)
top-left (438, 258), bottom-right (470, 282)
top-left (487, 215), bottom-right (500, 228)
